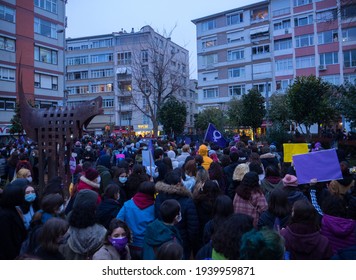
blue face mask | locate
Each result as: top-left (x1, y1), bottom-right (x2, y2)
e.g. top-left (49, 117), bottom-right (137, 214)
top-left (119, 177), bottom-right (127, 184)
top-left (25, 193), bottom-right (36, 203)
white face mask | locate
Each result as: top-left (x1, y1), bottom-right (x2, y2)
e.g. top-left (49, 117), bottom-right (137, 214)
top-left (175, 212), bottom-right (182, 223)
top-left (56, 204), bottom-right (65, 215)
top-left (97, 176), bottom-right (101, 184)
top-left (27, 176), bottom-right (33, 183)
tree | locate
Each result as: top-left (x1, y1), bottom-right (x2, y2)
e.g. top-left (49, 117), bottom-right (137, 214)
top-left (125, 26), bottom-right (189, 137)
top-left (194, 107), bottom-right (227, 135)
top-left (157, 96), bottom-right (187, 137)
top-left (9, 102), bottom-right (24, 135)
top-left (226, 97), bottom-right (243, 128)
top-left (239, 88), bottom-right (266, 135)
top-left (268, 93), bottom-right (290, 126)
top-left (286, 75), bottom-right (335, 139)
top-left (339, 82), bottom-right (356, 129)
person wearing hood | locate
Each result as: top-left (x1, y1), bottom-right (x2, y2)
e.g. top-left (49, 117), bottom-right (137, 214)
top-left (154, 170), bottom-right (199, 259)
top-left (260, 146), bottom-right (280, 171)
top-left (0, 178), bottom-right (28, 259)
top-left (320, 195), bottom-right (356, 254)
top-left (197, 144), bottom-right (213, 171)
top-left (59, 189), bottom-right (106, 259)
top-left (76, 168), bottom-right (101, 204)
top-left (280, 199), bottom-right (333, 260)
top-left (167, 150), bottom-right (179, 169)
top-left (96, 154), bottom-right (112, 192)
top-left (143, 199), bottom-right (183, 260)
top-left (117, 181), bottom-right (156, 259)
top-left (260, 165), bottom-right (284, 201)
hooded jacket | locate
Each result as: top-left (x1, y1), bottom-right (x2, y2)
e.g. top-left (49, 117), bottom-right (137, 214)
top-left (143, 219), bottom-right (182, 260)
top-left (320, 214), bottom-right (356, 254)
top-left (0, 179), bottom-right (28, 259)
top-left (77, 176), bottom-right (101, 203)
top-left (154, 181), bottom-right (199, 258)
top-left (280, 223), bottom-right (333, 260)
top-left (198, 145), bottom-right (213, 171)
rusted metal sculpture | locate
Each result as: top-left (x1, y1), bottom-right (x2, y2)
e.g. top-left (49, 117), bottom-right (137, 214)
top-left (18, 71), bottom-right (103, 193)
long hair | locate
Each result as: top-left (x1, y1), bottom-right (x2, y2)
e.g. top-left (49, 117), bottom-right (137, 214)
top-left (235, 172), bottom-right (262, 200)
top-left (38, 217), bottom-right (69, 252)
top-left (268, 188), bottom-right (291, 218)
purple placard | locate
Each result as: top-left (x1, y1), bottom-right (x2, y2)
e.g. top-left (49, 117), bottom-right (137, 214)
top-left (293, 149), bottom-right (343, 184)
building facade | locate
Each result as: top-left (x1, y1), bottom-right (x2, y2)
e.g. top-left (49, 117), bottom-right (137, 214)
top-left (66, 25), bottom-right (196, 136)
top-left (192, 0), bottom-right (356, 112)
top-left (0, 0), bottom-right (66, 137)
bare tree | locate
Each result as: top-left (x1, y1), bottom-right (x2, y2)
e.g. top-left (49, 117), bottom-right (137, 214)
top-left (118, 26), bottom-right (189, 137)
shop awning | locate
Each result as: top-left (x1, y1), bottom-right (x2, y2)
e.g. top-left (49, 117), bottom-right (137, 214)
top-left (250, 26), bottom-right (269, 36)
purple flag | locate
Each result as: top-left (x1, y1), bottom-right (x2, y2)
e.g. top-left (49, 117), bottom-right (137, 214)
top-left (204, 123), bottom-right (228, 148)
top-left (293, 149), bottom-right (343, 184)
top-left (184, 137), bottom-right (191, 144)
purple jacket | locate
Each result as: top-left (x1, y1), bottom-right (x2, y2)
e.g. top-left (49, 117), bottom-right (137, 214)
top-left (320, 214), bottom-right (356, 254)
top-left (280, 223), bottom-right (333, 260)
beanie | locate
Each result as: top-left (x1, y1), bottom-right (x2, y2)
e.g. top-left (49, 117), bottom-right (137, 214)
top-left (85, 168), bottom-right (99, 181)
top-left (73, 189), bottom-right (98, 209)
top-left (282, 174), bottom-right (298, 187)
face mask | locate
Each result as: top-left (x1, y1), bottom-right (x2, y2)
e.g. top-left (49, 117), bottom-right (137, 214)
top-left (119, 177), bottom-right (127, 184)
top-left (25, 193), bottom-right (36, 203)
top-left (185, 173), bottom-right (191, 179)
top-left (27, 176), bottom-right (33, 183)
top-left (97, 177), bottom-right (101, 184)
top-left (176, 212), bottom-right (182, 223)
top-left (109, 237), bottom-right (128, 251)
top-left (56, 204), bottom-right (65, 215)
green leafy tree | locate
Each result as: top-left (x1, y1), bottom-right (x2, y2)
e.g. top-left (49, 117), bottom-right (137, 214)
top-left (268, 93), bottom-right (290, 126)
top-left (157, 97), bottom-right (187, 137)
top-left (286, 75), bottom-right (335, 139)
top-left (9, 102), bottom-right (24, 135)
top-left (226, 97), bottom-right (243, 128)
top-left (194, 107), bottom-right (227, 135)
top-left (239, 88), bottom-right (266, 135)
top-left (338, 82), bottom-right (356, 129)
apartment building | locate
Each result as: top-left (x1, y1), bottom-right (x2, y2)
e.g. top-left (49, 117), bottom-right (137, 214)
top-left (66, 25), bottom-right (195, 136)
top-left (192, 0), bottom-right (356, 111)
top-left (0, 0), bottom-right (66, 137)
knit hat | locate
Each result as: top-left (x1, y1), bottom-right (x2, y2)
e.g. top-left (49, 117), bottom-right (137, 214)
top-left (282, 174), bottom-right (298, 187)
top-left (85, 168), bottom-right (99, 181)
top-left (73, 189), bottom-right (98, 209)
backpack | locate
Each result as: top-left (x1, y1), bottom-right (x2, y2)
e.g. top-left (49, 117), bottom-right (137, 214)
top-left (19, 222), bottom-right (43, 256)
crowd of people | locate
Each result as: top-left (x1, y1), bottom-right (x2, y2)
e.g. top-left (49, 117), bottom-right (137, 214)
top-left (0, 134), bottom-right (356, 260)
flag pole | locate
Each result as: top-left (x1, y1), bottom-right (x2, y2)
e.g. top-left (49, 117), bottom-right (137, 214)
top-left (203, 123), bottom-right (211, 143)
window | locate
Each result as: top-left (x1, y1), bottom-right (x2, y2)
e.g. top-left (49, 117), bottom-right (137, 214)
top-left (318, 30), bottom-right (339, 44)
top-left (34, 46), bottom-right (58, 64)
top-left (321, 75), bottom-right (341, 85)
top-left (273, 19), bottom-right (291, 30)
top-left (253, 83), bottom-right (271, 93)
top-left (0, 35), bottom-right (15, 52)
top-left (342, 27), bottom-right (356, 42)
top-left (229, 84), bottom-right (245, 96)
top-left (251, 7), bottom-right (269, 22)
top-left (344, 50), bottom-right (356, 68)
top-left (227, 49), bottom-right (244, 61)
top-left (316, 9), bottom-right (337, 22)
top-left (67, 71), bottom-right (88, 80)
top-left (202, 38), bottom-right (217, 48)
top-left (0, 99), bottom-right (15, 111)
top-left (294, 0), bottom-right (312, 7)
top-left (227, 31), bottom-right (244, 43)
top-left (252, 44), bottom-right (270, 55)
top-left (227, 13), bottom-right (243, 25)
top-left (320, 52), bottom-right (338, 65)
top-left (0, 66), bottom-right (15, 81)
top-left (295, 34), bottom-right (314, 48)
top-left (228, 67), bottom-right (245, 78)
top-left (91, 53), bottom-right (113, 63)
top-left (34, 73), bottom-right (58, 90)
top-left (0, 4), bottom-right (15, 23)
top-left (117, 52), bottom-right (132, 65)
top-left (296, 55), bottom-right (315, 69)
top-left (92, 39), bottom-right (112, 48)
top-left (141, 50), bottom-right (148, 63)
top-left (91, 69), bottom-right (113, 78)
top-left (294, 15), bottom-right (313, 27)
top-left (276, 80), bottom-right (291, 92)
top-left (67, 86), bottom-right (89, 95)
top-left (103, 99), bottom-right (114, 108)
top-left (34, 17), bottom-right (57, 39)
top-left (34, 0), bottom-right (57, 14)
top-left (274, 38), bottom-right (292, 50)
top-left (202, 54), bottom-right (218, 67)
top-left (341, 4), bottom-right (356, 20)
top-left (67, 56), bottom-right (88, 65)
top-left (203, 88), bottom-right (218, 98)
top-left (91, 83), bottom-right (113, 93)
top-left (276, 58), bottom-right (293, 71)
top-left (344, 74), bottom-right (356, 84)
top-left (201, 19), bottom-right (216, 31)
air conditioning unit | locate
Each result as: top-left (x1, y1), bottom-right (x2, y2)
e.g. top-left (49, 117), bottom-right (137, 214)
top-left (319, 65), bottom-right (327, 71)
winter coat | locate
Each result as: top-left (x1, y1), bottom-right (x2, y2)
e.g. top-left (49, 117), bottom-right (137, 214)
top-left (0, 179), bottom-right (27, 259)
top-left (117, 193), bottom-right (155, 248)
top-left (280, 223), bottom-right (333, 260)
top-left (92, 244), bottom-right (131, 260)
top-left (143, 218), bottom-right (182, 260)
top-left (177, 152), bottom-right (191, 168)
top-left (96, 164), bottom-right (112, 192)
top-left (96, 198), bottom-right (121, 229)
top-left (260, 153), bottom-right (280, 170)
top-left (257, 210), bottom-right (290, 230)
top-left (59, 223), bottom-right (106, 260)
top-left (77, 176), bottom-right (101, 203)
top-left (260, 177), bottom-right (284, 201)
top-left (320, 214), bottom-right (356, 254)
top-left (332, 245), bottom-right (356, 260)
top-left (198, 145), bottom-right (213, 171)
top-left (154, 181), bottom-right (199, 259)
